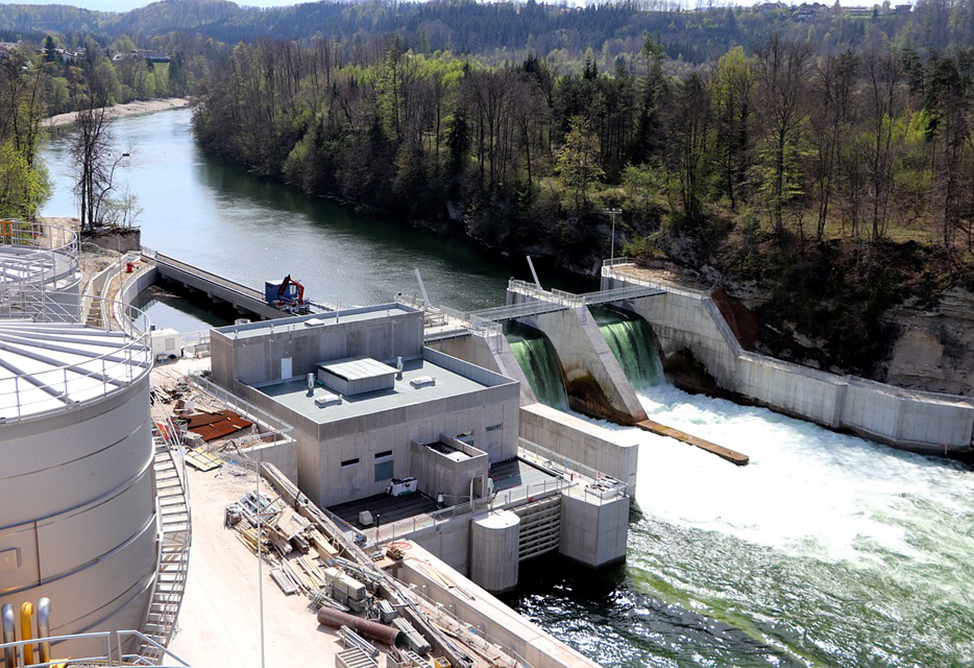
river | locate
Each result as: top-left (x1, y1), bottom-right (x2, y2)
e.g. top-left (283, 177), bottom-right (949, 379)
top-left (41, 109), bottom-right (974, 667)
top-left (41, 107), bottom-right (585, 329)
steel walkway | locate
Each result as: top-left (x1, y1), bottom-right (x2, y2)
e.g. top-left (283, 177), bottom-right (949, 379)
top-left (466, 280), bottom-right (664, 323)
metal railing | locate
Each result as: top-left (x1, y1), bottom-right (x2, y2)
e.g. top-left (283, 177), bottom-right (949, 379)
top-left (149, 250), bottom-right (266, 303)
top-left (370, 475), bottom-right (570, 545)
top-left (140, 415), bottom-right (193, 662)
top-left (518, 439), bottom-right (628, 502)
top-left (185, 373), bottom-right (294, 441)
top-left (0, 219), bottom-right (79, 282)
top-left (179, 329), bottom-right (211, 357)
top-left (0, 298), bottom-right (152, 424)
top-left (0, 628), bottom-right (191, 667)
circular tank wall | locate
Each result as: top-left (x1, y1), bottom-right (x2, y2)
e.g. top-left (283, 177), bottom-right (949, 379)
top-left (0, 317), bottom-right (157, 654)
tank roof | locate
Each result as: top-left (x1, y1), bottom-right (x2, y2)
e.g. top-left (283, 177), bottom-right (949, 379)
top-left (0, 315), bottom-right (151, 422)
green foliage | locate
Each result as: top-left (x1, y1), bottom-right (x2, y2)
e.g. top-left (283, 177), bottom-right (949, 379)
top-left (555, 116), bottom-right (604, 212)
top-left (0, 140), bottom-right (49, 220)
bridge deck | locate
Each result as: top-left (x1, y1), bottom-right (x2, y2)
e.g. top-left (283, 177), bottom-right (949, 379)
top-left (467, 283), bottom-right (663, 323)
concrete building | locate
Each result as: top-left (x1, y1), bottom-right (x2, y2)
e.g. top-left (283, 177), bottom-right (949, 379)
top-left (209, 304), bottom-right (521, 508)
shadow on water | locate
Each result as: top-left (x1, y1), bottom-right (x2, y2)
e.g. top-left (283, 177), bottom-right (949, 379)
top-left (131, 284), bottom-right (235, 332)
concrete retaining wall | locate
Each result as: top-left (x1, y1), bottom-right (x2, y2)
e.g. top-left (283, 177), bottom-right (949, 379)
top-left (604, 268), bottom-right (974, 453)
top-left (428, 332), bottom-right (539, 404)
top-left (519, 403), bottom-right (638, 489)
top-left (395, 543), bottom-right (601, 668)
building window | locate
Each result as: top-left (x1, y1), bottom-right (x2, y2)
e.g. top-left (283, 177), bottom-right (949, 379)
top-left (374, 460), bottom-right (394, 482)
top-left (486, 423), bottom-right (503, 432)
top-left (375, 450), bottom-right (393, 459)
top-left (341, 458), bottom-right (360, 468)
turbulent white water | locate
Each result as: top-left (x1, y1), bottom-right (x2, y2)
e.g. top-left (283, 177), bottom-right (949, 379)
top-left (578, 385), bottom-right (974, 666)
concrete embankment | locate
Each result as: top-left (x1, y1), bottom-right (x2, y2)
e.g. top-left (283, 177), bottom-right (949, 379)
top-left (394, 541), bottom-right (602, 668)
top-left (520, 402), bottom-right (638, 489)
top-left (605, 264), bottom-right (974, 455)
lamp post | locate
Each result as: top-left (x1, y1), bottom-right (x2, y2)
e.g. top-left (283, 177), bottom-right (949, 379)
top-left (604, 208), bottom-right (622, 261)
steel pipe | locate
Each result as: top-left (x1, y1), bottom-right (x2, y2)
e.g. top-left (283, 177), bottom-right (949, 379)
top-left (36, 599), bottom-right (51, 664)
top-left (1, 604), bottom-right (16, 668)
top-left (19, 603), bottom-right (32, 666)
top-left (316, 607), bottom-right (405, 648)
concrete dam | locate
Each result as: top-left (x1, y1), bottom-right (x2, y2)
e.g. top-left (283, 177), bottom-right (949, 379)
top-left (429, 262), bottom-right (974, 465)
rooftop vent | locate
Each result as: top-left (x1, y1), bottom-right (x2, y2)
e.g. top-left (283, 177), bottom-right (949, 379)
top-left (410, 376), bottom-right (436, 388)
top-left (304, 318), bottom-right (325, 327)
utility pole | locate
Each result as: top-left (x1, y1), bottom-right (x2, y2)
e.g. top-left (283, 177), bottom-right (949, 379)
top-left (604, 208), bottom-right (622, 261)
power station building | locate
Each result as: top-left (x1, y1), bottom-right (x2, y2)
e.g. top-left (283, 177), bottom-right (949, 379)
top-left (209, 304), bottom-right (521, 508)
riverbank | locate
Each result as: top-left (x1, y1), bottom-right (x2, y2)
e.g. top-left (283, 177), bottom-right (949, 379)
top-left (45, 97), bottom-right (191, 129)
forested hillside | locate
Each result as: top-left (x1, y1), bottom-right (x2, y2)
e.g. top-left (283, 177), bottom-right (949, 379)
top-left (7, 0), bottom-right (974, 381)
top-left (5, 0), bottom-right (974, 67)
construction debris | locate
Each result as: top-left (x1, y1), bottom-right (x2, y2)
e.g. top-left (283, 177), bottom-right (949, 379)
top-left (219, 462), bottom-right (520, 668)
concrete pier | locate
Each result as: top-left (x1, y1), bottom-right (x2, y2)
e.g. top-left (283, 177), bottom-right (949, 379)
top-left (514, 304), bottom-right (647, 424)
top-left (559, 485), bottom-right (629, 568)
top-left (429, 330), bottom-right (539, 404)
top-left (520, 403), bottom-right (638, 489)
top-left (146, 251), bottom-right (289, 320)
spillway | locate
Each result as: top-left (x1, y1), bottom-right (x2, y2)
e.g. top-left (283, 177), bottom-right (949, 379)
top-left (591, 305), bottom-right (664, 390)
top-left (506, 322), bottom-right (569, 412)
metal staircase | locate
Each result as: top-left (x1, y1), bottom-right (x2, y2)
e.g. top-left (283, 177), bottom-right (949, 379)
top-left (139, 418), bottom-right (192, 664)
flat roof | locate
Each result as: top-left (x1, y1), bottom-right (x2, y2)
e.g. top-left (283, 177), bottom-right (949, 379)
top-left (257, 357), bottom-right (492, 425)
top-left (318, 356), bottom-right (396, 381)
top-left (213, 303), bottom-right (417, 341)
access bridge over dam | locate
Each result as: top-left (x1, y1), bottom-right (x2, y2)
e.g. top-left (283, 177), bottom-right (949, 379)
top-left (139, 248), bottom-right (336, 320)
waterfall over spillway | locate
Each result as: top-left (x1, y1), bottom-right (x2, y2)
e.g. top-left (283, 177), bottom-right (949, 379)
top-left (506, 322), bottom-right (570, 411)
top-left (592, 306), bottom-right (664, 390)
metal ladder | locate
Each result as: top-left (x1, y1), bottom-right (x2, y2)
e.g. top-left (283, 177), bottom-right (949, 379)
top-left (138, 419), bottom-right (192, 663)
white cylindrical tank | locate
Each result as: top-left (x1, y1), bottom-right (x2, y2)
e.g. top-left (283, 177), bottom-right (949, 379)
top-left (0, 308), bottom-right (157, 660)
top-left (470, 510), bottom-right (520, 594)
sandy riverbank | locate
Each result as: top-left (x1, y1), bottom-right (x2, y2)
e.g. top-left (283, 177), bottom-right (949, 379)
top-left (45, 97), bottom-right (191, 129)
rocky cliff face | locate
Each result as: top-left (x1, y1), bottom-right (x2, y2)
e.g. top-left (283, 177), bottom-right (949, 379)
top-left (882, 288), bottom-right (974, 397)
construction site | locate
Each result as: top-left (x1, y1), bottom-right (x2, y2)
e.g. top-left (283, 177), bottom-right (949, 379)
top-left (0, 219), bottom-right (620, 668)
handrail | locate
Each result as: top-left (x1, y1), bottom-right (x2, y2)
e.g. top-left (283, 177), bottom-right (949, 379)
top-left (0, 219), bottom-right (79, 270)
top-left (370, 475), bottom-right (571, 545)
top-left (0, 297), bottom-right (152, 424)
top-left (0, 628), bottom-right (191, 667)
top-left (185, 373), bottom-right (294, 436)
top-left (152, 252), bottom-right (265, 302)
top-left (518, 438), bottom-right (627, 500)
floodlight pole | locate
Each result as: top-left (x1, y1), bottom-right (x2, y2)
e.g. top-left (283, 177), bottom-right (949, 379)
top-left (605, 208), bottom-right (622, 261)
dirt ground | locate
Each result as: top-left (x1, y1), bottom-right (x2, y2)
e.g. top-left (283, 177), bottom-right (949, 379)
top-left (166, 463), bottom-right (349, 667)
